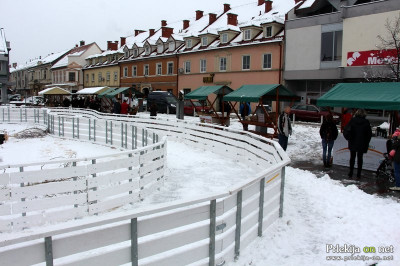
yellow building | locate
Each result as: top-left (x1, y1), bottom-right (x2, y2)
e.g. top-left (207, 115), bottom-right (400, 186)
top-left (83, 46), bottom-right (123, 88)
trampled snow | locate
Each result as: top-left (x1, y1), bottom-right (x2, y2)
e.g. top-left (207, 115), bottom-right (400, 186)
top-left (1, 119), bottom-right (399, 265)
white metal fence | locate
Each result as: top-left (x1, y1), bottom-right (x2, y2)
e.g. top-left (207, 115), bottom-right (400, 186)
top-left (0, 107), bottom-right (166, 232)
top-left (0, 107), bottom-right (290, 266)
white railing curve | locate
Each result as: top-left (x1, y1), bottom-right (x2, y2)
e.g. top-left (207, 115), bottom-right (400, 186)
top-left (0, 107), bottom-right (290, 266)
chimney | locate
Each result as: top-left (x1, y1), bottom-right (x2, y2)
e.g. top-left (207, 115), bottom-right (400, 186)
top-left (258, 0), bottom-right (264, 5)
top-left (265, 0), bottom-right (272, 13)
top-left (183, 20), bottom-right (190, 30)
top-left (107, 41), bottom-right (118, 51)
top-left (224, 3), bottom-right (231, 12)
top-left (149, 29), bottom-right (155, 37)
top-left (80, 40), bottom-right (85, 46)
top-left (135, 29), bottom-right (145, 36)
top-left (120, 37), bottom-right (126, 46)
top-left (196, 10), bottom-right (204, 20)
top-left (161, 20), bottom-right (167, 27)
top-left (162, 27), bottom-right (174, 38)
top-left (209, 13), bottom-right (217, 24)
top-left (227, 13), bottom-right (238, 26)
top-left (12, 63), bottom-right (17, 68)
top-left (75, 44), bottom-right (78, 48)
top-left (294, 0), bottom-right (302, 3)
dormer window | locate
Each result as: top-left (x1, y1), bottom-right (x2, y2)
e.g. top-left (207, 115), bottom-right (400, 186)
top-left (221, 33), bottom-right (228, 44)
top-left (244, 29), bottom-right (251, 41)
top-left (145, 46), bottom-right (150, 55)
top-left (124, 50), bottom-right (129, 58)
top-left (169, 42), bottom-right (175, 51)
top-left (265, 26), bottom-right (272, 37)
top-left (157, 44), bottom-right (164, 54)
top-left (133, 49), bottom-right (138, 57)
top-left (186, 39), bottom-right (192, 49)
top-left (201, 36), bottom-right (208, 46)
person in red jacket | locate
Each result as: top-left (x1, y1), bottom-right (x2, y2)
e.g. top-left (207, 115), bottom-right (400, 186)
top-left (120, 99), bottom-right (129, 114)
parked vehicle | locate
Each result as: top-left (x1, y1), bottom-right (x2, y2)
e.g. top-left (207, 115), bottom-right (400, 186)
top-left (290, 104), bottom-right (340, 123)
top-left (8, 94), bottom-right (21, 101)
top-left (147, 91), bottom-right (177, 114)
top-left (9, 96), bottom-right (46, 106)
top-left (184, 100), bottom-right (211, 116)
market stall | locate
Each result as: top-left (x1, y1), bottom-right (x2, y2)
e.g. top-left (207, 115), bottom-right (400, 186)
top-left (38, 86), bottom-right (71, 107)
top-left (223, 84), bottom-right (299, 138)
top-left (317, 82), bottom-right (400, 171)
top-left (184, 85), bottom-right (233, 126)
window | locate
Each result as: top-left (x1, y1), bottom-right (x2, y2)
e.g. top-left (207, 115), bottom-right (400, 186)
top-left (132, 66), bottom-right (137, 77)
top-left (201, 36), bottom-right (208, 46)
top-left (183, 88), bottom-right (191, 95)
top-left (169, 42), bottom-right (175, 51)
top-left (244, 29), bottom-right (251, 40)
top-left (321, 31), bottom-right (342, 61)
top-left (106, 71), bottom-right (110, 81)
top-left (219, 57), bottom-right (227, 71)
top-left (221, 33), bottom-right (228, 44)
top-left (145, 46), bottom-right (150, 55)
top-left (69, 72), bottom-right (76, 82)
top-left (91, 73), bottom-right (95, 82)
top-left (124, 50), bottom-right (129, 58)
top-left (133, 49), bottom-right (138, 57)
top-left (200, 59), bottom-right (207, 73)
top-left (144, 64), bottom-right (149, 76)
top-left (156, 63), bottom-right (162, 75)
top-left (123, 67), bottom-right (128, 77)
top-left (184, 61), bottom-right (191, 73)
top-left (43, 70), bottom-right (47, 79)
top-left (265, 26), bottom-right (272, 37)
top-left (157, 44), bottom-right (164, 54)
top-left (85, 74), bottom-right (89, 83)
top-left (242, 55), bottom-right (251, 70)
top-left (263, 54), bottom-right (272, 69)
top-left (98, 72), bottom-right (102, 82)
top-left (186, 39), bottom-right (192, 49)
top-left (114, 71), bottom-right (118, 81)
top-left (167, 62), bottom-right (174, 75)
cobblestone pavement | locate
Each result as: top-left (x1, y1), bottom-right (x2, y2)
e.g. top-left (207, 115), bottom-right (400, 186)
top-left (290, 160), bottom-right (400, 200)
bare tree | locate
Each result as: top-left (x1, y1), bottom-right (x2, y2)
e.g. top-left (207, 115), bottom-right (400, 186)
top-left (377, 12), bottom-right (400, 82)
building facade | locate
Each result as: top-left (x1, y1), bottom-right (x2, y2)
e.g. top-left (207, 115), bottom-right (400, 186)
top-left (0, 28), bottom-right (11, 102)
top-left (51, 41), bottom-right (102, 92)
top-left (284, 0), bottom-right (400, 104)
top-left (83, 41), bottom-right (124, 88)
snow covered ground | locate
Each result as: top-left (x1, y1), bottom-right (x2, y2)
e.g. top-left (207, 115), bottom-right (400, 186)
top-left (1, 119), bottom-right (399, 265)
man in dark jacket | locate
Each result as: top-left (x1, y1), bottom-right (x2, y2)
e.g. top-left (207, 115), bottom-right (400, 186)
top-left (277, 106), bottom-right (292, 151)
top-left (346, 109), bottom-right (372, 178)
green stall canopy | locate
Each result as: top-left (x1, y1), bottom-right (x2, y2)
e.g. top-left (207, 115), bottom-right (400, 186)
top-left (185, 85), bottom-right (233, 100)
top-left (223, 84), bottom-right (298, 102)
top-left (317, 82), bottom-right (400, 110)
top-left (104, 87), bottom-right (130, 98)
top-left (97, 87), bottom-right (117, 98)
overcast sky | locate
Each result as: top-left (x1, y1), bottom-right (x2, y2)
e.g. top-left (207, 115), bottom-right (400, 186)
top-left (1, 0), bottom-right (250, 66)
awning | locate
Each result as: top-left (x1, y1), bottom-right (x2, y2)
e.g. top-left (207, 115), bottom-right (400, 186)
top-left (38, 87), bottom-right (71, 95)
top-left (185, 85), bottom-right (233, 100)
top-left (75, 86), bottom-right (110, 95)
top-left (104, 87), bottom-right (130, 98)
top-left (223, 84), bottom-right (298, 102)
top-left (97, 87), bottom-right (118, 98)
top-left (316, 82), bottom-right (400, 110)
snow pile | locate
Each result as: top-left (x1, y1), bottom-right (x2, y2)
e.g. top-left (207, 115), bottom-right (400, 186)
top-left (231, 167), bottom-right (400, 266)
top-left (287, 124), bottom-right (322, 161)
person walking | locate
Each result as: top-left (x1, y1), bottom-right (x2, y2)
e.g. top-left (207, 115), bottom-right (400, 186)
top-left (344, 109), bottom-right (372, 179)
top-left (277, 106), bottom-right (292, 151)
top-left (389, 131), bottom-right (400, 191)
top-left (319, 113), bottom-right (338, 167)
top-left (239, 102), bottom-right (251, 130)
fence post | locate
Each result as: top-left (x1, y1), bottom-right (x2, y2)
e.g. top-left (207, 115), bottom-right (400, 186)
top-left (45, 236), bottom-right (54, 266)
top-left (132, 125), bottom-right (137, 150)
top-left (131, 218), bottom-right (138, 266)
top-left (209, 199), bottom-right (216, 266)
top-left (235, 190), bottom-right (243, 260)
top-left (258, 177), bottom-right (265, 237)
top-left (279, 167), bottom-right (286, 218)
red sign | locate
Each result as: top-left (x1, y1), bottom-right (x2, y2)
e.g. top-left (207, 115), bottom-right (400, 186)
top-left (347, 49), bottom-right (398, 66)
